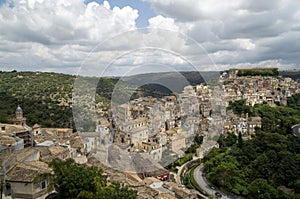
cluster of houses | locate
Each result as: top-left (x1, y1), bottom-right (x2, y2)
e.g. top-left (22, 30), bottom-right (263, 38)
top-left (104, 82), bottom-right (224, 169)
top-left (0, 106), bottom-right (203, 198)
top-left (106, 68), bottom-right (300, 162)
top-left (222, 68), bottom-right (300, 107)
top-left (0, 106), bottom-right (89, 198)
top-left (219, 68), bottom-right (300, 137)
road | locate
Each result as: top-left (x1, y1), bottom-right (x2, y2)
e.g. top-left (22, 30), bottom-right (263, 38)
top-left (193, 164), bottom-right (231, 199)
top-left (175, 156), bottom-right (200, 185)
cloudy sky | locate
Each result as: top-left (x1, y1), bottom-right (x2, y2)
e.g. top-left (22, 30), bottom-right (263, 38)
top-left (0, 0), bottom-right (299, 76)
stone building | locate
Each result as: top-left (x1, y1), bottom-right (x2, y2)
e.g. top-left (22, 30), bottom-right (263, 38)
top-left (5, 161), bottom-right (52, 199)
top-left (13, 106), bottom-right (26, 126)
top-left (0, 123), bottom-right (33, 148)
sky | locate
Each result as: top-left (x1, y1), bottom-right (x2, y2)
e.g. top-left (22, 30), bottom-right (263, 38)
top-left (0, 0), bottom-right (299, 76)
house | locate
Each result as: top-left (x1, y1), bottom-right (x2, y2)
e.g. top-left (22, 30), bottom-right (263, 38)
top-left (1, 147), bottom-right (51, 199)
top-left (0, 135), bottom-right (24, 151)
top-left (224, 112), bottom-right (262, 137)
top-left (96, 117), bottom-right (112, 145)
top-left (6, 161), bottom-right (52, 199)
top-left (141, 139), bottom-right (163, 161)
top-left (36, 145), bottom-right (69, 163)
top-left (170, 134), bottom-right (186, 156)
top-left (163, 182), bottom-right (202, 199)
top-left (0, 146), bottom-right (17, 196)
top-left (197, 140), bottom-right (219, 158)
top-left (0, 124), bottom-right (33, 148)
top-left (32, 127), bottom-right (73, 143)
top-left (131, 126), bottom-right (149, 148)
top-left (248, 116), bottom-right (262, 134)
top-left (142, 177), bottom-right (177, 199)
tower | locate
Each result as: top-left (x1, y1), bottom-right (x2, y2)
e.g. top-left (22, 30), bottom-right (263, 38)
top-left (13, 106), bottom-right (26, 126)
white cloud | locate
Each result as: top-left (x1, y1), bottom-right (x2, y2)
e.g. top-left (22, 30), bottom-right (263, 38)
top-left (234, 39), bottom-right (255, 50)
top-left (144, 0), bottom-right (300, 70)
top-left (0, 0), bottom-right (300, 75)
top-left (144, 0), bottom-right (242, 21)
top-left (0, 0), bottom-right (139, 72)
top-left (148, 15), bottom-right (179, 32)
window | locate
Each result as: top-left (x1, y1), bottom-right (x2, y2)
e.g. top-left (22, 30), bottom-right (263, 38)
top-left (41, 181), bottom-right (47, 189)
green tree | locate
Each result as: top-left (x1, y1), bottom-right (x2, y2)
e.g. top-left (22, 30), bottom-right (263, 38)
top-left (47, 158), bottom-right (137, 199)
top-left (248, 179), bottom-right (278, 199)
top-left (237, 132), bottom-right (243, 148)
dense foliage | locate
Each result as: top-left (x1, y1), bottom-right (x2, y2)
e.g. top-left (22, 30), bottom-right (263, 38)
top-left (0, 71), bottom-right (75, 128)
top-left (288, 93), bottom-right (300, 112)
top-left (204, 131), bottom-right (300, 199)
top-left (0, 71), bottom-right (122, 129)
top-left (47, 158), bottom-right (137, 199)
top-left (204, 95), bottom-right (300, 199)
top-left (237, 69), bottom-right (279, 77)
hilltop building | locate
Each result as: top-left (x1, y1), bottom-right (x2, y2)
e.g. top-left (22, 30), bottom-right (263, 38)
top-left (13, 106), bottom-right (26, 126)
top-left (1, 107), bottom-right (33, 149)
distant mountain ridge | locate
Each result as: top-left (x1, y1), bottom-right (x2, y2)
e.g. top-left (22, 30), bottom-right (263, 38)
top-left (279, 70), bottom-right (300, 80)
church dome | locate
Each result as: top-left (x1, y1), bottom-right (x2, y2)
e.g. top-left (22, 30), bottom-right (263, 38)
top-left (16, 106), bottom-right (22, 112)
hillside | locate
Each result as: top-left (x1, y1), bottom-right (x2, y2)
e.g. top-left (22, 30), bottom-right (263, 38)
top-left (0, 71), bottom-right (115, 129)
top-left (123, 71), bottom-right (218, 93)
top-left (0, 71), bottom-right (74, 128)
top-left (1, 70), bottom-right (299, 130)
top-left (279, 70), bottom-right (300, 80)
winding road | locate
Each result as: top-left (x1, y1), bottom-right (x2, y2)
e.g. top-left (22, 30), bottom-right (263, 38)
top-left (193, 164), bottom-right (231, 199)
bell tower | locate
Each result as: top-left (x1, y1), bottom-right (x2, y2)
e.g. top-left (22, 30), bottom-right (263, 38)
top-left (13, 106), bottom-right (26, 126)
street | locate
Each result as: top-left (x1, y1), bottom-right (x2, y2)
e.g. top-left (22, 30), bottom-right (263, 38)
top-left (193, 164), bottom-right (231, 199)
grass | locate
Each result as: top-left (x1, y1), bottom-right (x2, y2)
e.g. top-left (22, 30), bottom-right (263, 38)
top-left (176, 153), bottom-right (194, 166)
top-left (166, 153), bottom-right (194, 173)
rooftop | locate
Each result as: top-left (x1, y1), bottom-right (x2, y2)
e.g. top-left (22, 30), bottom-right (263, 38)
top-left (49, 145), bottom-right (68, 155)
top-left (0, 124), bottom-right (27, 134)
top-left (6, 161), bottom-right (51, 182)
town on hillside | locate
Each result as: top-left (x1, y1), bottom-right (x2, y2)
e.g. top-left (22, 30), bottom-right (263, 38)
top-left (1, 68), bottom-right (300, 199)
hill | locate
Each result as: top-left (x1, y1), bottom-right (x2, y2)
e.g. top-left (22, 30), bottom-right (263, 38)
top-left (1, 70), bottom-right (299, 130)
top-left (0, 71), bottom-right (74, 128)
top-left (279, 70), bottom-right (300, 80)
top-left (0, 71), bottom-right (115, 129)
top-left (123, 71), bottom-right (218, 93)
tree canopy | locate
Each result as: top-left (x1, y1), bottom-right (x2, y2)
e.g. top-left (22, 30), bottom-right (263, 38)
top-left (237, 69), bottom-right (279, 77)
top-left (204, 94), bottom-right (300, 199)
top-left (46, 158), bottom-right (137, 199)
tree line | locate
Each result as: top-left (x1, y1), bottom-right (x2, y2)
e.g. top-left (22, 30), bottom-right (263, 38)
top-left (36, 158), bottom-right (137, 199)
top-left (203, 95), bottom-right (300, 199)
